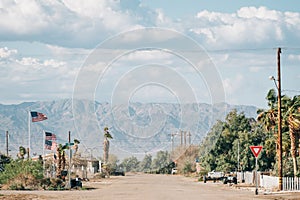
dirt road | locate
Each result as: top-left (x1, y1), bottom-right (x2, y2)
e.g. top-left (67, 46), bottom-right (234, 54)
top-left (0, 173), bottom-right (299, 200)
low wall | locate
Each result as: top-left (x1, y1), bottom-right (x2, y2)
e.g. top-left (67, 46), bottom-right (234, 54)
top-left (260, 174), bottom-right (278, 190)
top-left (236, 171), bottom-right (278, 190)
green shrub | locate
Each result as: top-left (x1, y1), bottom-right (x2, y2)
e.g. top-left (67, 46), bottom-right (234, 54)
top-left (0, 159), bottom-right (43, 190)
top-left (9, 183), bottom-right (25, 190)
top-left (183, 162), bottom-right (192, 174)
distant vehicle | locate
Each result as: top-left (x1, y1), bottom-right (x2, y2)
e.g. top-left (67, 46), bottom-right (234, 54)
top-left (110, 170), bottom-right (125, 176)
top-left (70, 177), bottom-right (82, 188)
top-left (203, 171), bottom-right (237, 184)
top-left (222, 175), bottom-right (237, 184)
top-left (171, 168), bottom-right (177, 175)
top-left (203, 171), bottom-right (224, 183)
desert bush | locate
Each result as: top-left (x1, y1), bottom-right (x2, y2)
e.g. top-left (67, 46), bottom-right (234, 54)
top-left (0, 159), bottom-right (43, 190)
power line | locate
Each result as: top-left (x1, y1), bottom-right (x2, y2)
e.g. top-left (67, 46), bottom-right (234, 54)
top-left (282, 89), bottom-right (300, 94)
top-left (10, 47), bottom-right (300, 57)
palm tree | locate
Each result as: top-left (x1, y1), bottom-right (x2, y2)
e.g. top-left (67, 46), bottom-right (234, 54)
top-left (257, 90), bottom-right (300, 176)
top-left (17, 146), bottom-right (26, 160)
top-left (73, 139), bottom-right (80, 156)
top-left (56, 144), bottom-right (68, 178)
top-left (103, 127), bottom-right (113, 164)
top-left (282, 95), bottom-right (300, 177)
top-left (257, 89), bottom-right (278, 135)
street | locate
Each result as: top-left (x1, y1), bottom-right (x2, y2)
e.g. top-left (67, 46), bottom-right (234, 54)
top-left (0, 173), bottom-right (299, 200)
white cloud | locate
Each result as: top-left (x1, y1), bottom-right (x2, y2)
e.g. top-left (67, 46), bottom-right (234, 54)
top-left (223, 74), bottom-right (244, 94)
top-left (0, 0), bottom-right (48, 35)
top-left (288, 54), bottom-right (300, 61)
top-left (0, 2), bottom-right (299, 107)
top-left (0, 47), bottom-right (17, 59)
top-left (45, 44), bottom-right (91, 57)
top-left (190, 6), bottom-right (300, 48)
top-left (0, 0), bottom-right (160, 48)
top-left (1, 2), bottom-right (298, 50)
top-left (237, 6), bottom-right (282, 21)
top-left (62, 0), bottom-right (110, 18)
top-left (0, 44), bottom-right (79, 103)
top-left (285, 12), bottom-right (300, 27)
top-left (122, 49), bottom-right (172, 62)
top-left (17, 57), bottom-right (40, 66)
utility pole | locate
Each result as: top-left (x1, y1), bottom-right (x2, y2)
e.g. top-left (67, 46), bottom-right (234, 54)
top-left (237, 140), bottom-right (240, 172)
top-left (277, 47), bottom-right (283, 191)
top-left (184, 131), bottom-right (187, 147)
top-left (187, 131), bottom-right (191, 145)
top-left (172, 134), bottom-right (174, 152)
top-left (6, 131), bottom-right (8, 157)
top-left (67, 131), bottom-right (72, 189)
top-left (170, 133), bottom-right (175, 152)
top-left (180, 130), bottom-right (183, 147)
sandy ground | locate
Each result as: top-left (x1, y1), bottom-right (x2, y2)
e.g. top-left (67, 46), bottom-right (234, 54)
top-left (0, 173), bottom-right (300, 200)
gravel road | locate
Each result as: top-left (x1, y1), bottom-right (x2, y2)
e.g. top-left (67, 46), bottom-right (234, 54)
top-left (0, 173), bottom-right (299, 200)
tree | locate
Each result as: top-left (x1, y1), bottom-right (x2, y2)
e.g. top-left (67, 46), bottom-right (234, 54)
top-left (200, 110), bottom-right (272, 172)
top-left (139, 154), bottom-right (152, 172)
top-left (151, 151), bottom-right (171, 172)
top-left (17, 146), bottom-right (26, 160)
top-left (73, 139), bottom-right (80, 156)
top-left (120, 156), bottom-right (140, 172)
top-left (282, 95), bottom-right (300, 177)
top-left (56, 144), bottom-right (68, 178)
top-left (107, 154), bottom-right (119, 172)
top-left (257, 89), bottom-right (278, 135)
top-left (257, 90), bottom-right (300, 176)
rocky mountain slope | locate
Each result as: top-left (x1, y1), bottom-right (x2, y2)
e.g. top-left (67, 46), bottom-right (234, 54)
top-left (0, 99), bottom-right (258, 159)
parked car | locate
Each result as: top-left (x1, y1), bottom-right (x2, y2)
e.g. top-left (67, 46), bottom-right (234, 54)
top-left (223, 175), bottom-right (237, 184)
top-left (70, 177), bottom-right (82, 188)
top-left (203, 171), bottom-right (224, 183)
top-left (110, 170), bottom-right (125, 176)
top-left (171, 168), bottom-right (178, 175)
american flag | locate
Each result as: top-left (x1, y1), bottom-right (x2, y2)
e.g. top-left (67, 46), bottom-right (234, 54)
top-left (31, 111), bottom-right (47, 122)
top-left (45, 140), bottom-right (57, 150)
top-left (45, 132), bottom-right (56, 150)
top-left (45, 132), bottom-right (56, 140)
top-left (45, 140), bottom-right (52, 150)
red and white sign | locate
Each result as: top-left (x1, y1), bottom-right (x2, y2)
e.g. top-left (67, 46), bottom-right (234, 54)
top-left (250, 146), bottom-right (263, 158)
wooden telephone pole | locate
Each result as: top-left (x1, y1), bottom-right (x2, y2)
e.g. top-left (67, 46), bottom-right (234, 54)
top-left (277, 47), bottom-right (283, 191)
top-left (6, 131), bottom-right (9, 156)
top-left (169, 133), bottom-right (177, 152)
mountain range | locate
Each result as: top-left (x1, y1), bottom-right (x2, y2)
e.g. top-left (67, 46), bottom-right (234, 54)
top-left (0, 99), bottom-right (258, 160)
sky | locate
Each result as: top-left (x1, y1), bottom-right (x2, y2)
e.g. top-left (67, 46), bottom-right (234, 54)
top-left (0, 0), bottom-right (300, 108)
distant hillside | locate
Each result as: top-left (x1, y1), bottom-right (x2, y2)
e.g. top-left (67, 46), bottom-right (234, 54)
top-left (0, 99), bottom-right (258, 159)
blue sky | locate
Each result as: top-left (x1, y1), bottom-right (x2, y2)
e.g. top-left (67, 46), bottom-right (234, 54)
top-left (0, 0), bottom-right (299, 108)
top-left (142, 0), bottom-right (300, 17)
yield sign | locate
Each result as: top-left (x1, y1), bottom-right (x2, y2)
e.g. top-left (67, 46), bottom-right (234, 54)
top-left (250, 146), bottom-right (263, 158)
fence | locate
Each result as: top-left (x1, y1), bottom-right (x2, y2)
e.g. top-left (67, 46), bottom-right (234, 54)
top-left (283, 177), bottom-right (300, 191)
top-left (236, 171), bottom-right (256, 185)
top-left (237, 172), bottom-right (300, 191)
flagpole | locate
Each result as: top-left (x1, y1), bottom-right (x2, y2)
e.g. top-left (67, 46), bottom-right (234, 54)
top-left (28, 110), bottom-right (31, 158)
top-left (43, 130), bottom-right (46, 177)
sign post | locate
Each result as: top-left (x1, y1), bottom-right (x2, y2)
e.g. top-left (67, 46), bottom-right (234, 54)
top-left (249, 146), bottom-right (263, 195)
top-left (66, 131), bottom-right (72, 189)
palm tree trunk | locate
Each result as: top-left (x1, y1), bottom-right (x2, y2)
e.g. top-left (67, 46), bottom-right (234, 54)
top-left (290, 130), bottom-right (297, 177)
top-left (57, 150), bottom-right (62, 177)
top-left (62, 151), bottom-right (66, 170)
top-left (73, 144), bottom-right (78, 156)
top-left (289, 116), bottom-right (299, 177)
top-left (103, 138), bottom-right (109, 164)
